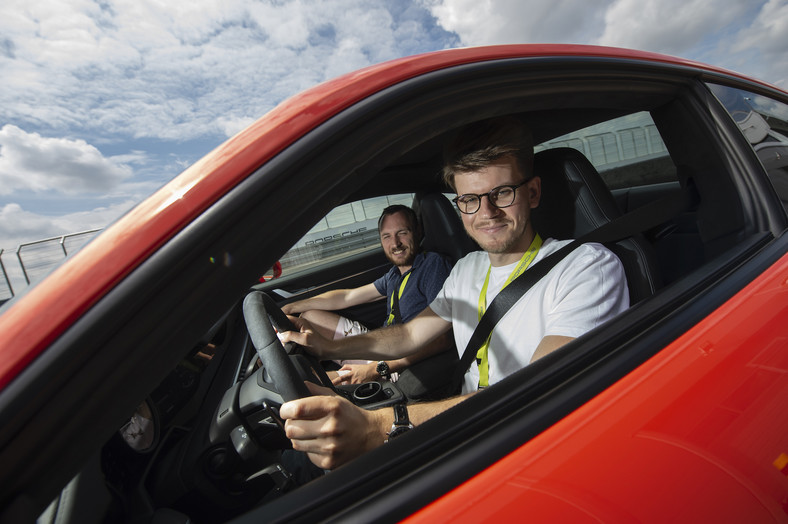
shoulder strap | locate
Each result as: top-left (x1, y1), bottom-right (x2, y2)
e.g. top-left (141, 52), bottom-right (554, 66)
top-left (389, 269), bottom-right (413, 325)
top-left (450, 184), bottom-right (697, 392)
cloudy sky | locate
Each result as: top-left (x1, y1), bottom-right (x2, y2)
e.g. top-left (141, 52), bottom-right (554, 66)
top-left (1, 0), bottom-right (786, 254)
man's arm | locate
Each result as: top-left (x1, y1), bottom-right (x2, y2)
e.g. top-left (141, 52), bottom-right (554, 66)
top-left (530, 335), bottom-right (574, 363)
top-left (282, 283), bottom-right (383, 315)
top-left (280, 382), bottom-right (470, 469)
top-left (387, 329), bottom-right (452, 372)
top-left (280, 306), bottom-right (451, 362)
top-left (332, 330), bottom-right (453, 385)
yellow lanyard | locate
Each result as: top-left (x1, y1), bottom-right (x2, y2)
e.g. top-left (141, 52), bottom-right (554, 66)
top-left (476, 234), bottom-right (542, 388)
top-left (386, 271), bottom-right (412, 325)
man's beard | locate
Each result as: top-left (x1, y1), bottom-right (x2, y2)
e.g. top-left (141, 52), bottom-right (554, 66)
top-left (466, 218), bottom-right (528, 255)
top-left (386, 247), bottom-right (416, 267)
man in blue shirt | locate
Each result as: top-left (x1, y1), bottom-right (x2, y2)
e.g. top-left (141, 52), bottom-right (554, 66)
top-left (283, 204), bottom-right (452, 384)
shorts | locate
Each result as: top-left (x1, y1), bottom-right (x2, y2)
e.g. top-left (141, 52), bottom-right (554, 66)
top-left (332, 316), bottom-right (399, 381)
top-left (333, 316), bottom-right (369, 339)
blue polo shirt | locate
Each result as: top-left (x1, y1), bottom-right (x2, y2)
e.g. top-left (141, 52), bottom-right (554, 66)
top-left (373, 251), bottom-right (452, 325)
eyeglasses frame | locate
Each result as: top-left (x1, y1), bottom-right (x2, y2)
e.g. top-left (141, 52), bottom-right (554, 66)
top-left (452, 180), bottom-right (528, 215)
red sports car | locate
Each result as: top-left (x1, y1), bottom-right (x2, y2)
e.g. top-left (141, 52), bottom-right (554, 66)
top-left (1, 45), bottom-right (786, 523)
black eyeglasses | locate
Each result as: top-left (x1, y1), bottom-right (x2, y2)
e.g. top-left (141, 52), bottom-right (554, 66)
top-left (452, 181), bottom-right (527, 214)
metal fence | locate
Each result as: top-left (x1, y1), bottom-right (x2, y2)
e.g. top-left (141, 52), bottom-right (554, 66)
top-left (0, 249), bottom-right (13, 304)
top-left (0, 229), bottom-right (101, 304)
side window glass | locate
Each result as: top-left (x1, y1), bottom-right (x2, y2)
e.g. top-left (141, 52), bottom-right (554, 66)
top-left (707, 83), bottom-right (788, 213)
top-left (535, 111), bottom-right (677, 190)
top-left (271, 194), bottom-right (414, 277)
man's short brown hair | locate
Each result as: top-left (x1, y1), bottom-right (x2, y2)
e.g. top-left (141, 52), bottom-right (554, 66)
top-left (442, 116), bottom-right (534, 191)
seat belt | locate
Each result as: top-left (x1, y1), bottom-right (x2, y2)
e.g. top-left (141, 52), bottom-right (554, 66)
top-left (450, 183), bottom-right (697, 392)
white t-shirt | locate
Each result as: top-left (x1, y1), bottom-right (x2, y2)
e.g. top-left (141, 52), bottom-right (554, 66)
top-left (430, 238), bottom-right (629, 394)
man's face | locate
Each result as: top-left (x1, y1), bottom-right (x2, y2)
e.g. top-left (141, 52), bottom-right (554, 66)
top-left (453, 156), bottom-right (541, 263)
top-left (379, 211), bottom-right (418, 268)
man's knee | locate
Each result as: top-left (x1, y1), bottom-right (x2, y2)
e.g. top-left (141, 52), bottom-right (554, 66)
top-left (300, 309), bottom-right (322, 324)
top-left (300, 309), bottom-right (342, 339)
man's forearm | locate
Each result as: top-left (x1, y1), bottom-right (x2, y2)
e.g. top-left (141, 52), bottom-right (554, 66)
top-left (285, 283), bottom-right (382, 315)
top-left (387, 330), bottom-right (452, 373)
top-left (372, 394), bottom-right (471, 439)
top-left (285, 306), bottom-right (452, 363)
top-left (326, 323), bottom-right (416, 361)
top-left (286, 289), bottom-right (352, 313)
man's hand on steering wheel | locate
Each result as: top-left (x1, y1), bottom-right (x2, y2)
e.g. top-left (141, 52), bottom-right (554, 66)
top-left (280, 382), bottom-right (388, 470)
top-left (279, 315), bottom-right (336, 359)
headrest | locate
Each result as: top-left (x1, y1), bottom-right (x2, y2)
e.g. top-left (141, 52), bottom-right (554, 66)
top-left (418, 193), bottom-right (478, 262)
top-left (531, 147), bottom-right (623, 240)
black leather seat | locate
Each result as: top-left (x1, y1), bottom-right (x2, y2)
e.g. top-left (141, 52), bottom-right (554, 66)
top-left (417, 192), bottom-right (478, 263)
top-left (394, 192), bottom-right (476, 400)
top-left (531, 147), bottom-right (661, 304)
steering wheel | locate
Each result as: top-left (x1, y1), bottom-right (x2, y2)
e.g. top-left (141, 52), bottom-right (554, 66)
top-left (207, 291), bottom-right (337, 489)
top-left (242, 291), bottom-right (313, 401)
top-left (243, 291), bottom-right (335, 397)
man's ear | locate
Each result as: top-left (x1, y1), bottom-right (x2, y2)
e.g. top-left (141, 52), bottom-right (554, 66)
top-left (527, 176), bottom-right (541, 208)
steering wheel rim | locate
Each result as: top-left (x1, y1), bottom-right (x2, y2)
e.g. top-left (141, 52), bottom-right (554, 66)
top-left (257, 290), bottom-right (298, 333)
top-left (261, 291), bottom-right (337, 389)
top-left (242, 291), bottom-right (311, 401)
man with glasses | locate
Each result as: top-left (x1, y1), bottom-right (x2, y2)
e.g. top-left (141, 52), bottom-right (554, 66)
top-left (279, 117), bottom-right (629, 470)
top-left (282, 204), bottom-right (452, 385)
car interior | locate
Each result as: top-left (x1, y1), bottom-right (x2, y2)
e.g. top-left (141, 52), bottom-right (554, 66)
top-left (16, 62), bottom-right (787, 524)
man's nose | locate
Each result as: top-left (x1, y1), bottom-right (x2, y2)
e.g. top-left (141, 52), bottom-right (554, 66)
top-left (478, 194), bottom-right (502, 218)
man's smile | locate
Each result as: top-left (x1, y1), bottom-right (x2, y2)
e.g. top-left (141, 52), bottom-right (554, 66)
top-left (475, 220), bottom-right (509, 235)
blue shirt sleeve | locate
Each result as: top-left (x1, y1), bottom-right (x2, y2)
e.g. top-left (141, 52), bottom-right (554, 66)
top-left (394, 252), bottom-right (452, 323)
top-left (373, 272), bottom-right (387, 296)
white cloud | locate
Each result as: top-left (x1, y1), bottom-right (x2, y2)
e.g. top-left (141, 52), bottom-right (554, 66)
top-left (425, 0), bottom-right (610, 47)
top-left (425, 0), bottom-right (787, 86)
top-left (730, 0), bottom-right (788, 85)
top-left (0, 0), bottom-right (457, 253)
top-left (0, 0), bottom-right (451, 143)
top-left (598, 0), bottom-right (750, 55)
top-left (0, 125), bottom-right (133, 195)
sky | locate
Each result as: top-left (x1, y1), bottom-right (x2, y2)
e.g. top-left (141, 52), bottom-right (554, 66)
top-left (1, 0), bottom-right (787, 255)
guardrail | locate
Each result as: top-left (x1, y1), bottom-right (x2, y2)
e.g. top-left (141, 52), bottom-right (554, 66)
top-left (15, 229), bottom-right (101, 285)
top-left (0, 249), bottom-right (13, 305)
top-left (0, 226), bottom-right (379, 304)
top-left (0, 229), bottom-right (101, 304)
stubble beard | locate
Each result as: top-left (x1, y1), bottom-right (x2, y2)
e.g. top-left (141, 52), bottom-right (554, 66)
top-left (467, 218), bottom-right (529, 255)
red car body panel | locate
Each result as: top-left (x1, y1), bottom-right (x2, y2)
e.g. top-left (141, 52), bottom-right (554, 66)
top-left (406, 252), bottom-right (788, 522)
top-left (0, 44), bottom-right (771, 391)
